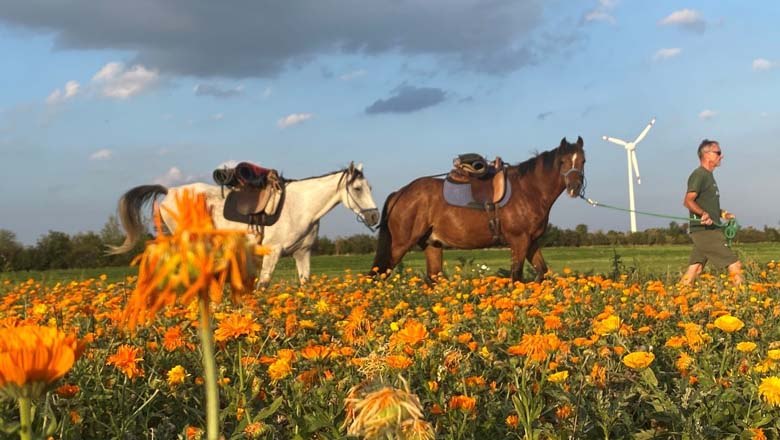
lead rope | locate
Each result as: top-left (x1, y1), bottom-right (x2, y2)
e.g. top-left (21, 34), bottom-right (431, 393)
top-left (579, 194), bottom-right (740, 245)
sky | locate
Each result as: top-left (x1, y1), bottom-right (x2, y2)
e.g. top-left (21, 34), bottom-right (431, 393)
top-left (1, 0), bottom-right (779, 245)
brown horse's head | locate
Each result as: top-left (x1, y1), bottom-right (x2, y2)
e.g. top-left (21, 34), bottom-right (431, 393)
top-left (558, 136), bottom-right (586, 197)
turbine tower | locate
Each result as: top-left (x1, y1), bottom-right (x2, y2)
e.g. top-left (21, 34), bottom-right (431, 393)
top-left (602, 117), bottom-right (656, 233)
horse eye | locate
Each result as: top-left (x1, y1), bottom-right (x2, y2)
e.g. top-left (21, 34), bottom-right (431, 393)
top-left (353, 186), bottom-right (362, 192)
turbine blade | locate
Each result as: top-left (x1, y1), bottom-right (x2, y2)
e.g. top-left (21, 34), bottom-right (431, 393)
top-left (631, 150), bottom-right (641, 184)
top-left (602, 136), bottom-right (628, 147)
top-left (633, 118), bottom-right (656, 144)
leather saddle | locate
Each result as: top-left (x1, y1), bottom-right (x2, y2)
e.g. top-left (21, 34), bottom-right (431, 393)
top-left (444, 154), bottom-right (509, 208)
top-left (214, 162), bottom-right (286, 227)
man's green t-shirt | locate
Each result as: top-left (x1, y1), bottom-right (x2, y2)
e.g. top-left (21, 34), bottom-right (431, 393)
top-left (687, 166), bottom-right (720, 232)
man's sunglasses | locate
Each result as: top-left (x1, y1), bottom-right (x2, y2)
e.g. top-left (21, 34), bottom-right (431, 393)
top-left (709, 150), bottom-right (722, 156)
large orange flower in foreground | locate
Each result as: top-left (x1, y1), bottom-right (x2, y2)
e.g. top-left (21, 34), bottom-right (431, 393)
top-left (0, 325), bottom-right (85, 398)
top-left (124, 190), bottom-right (252, 329)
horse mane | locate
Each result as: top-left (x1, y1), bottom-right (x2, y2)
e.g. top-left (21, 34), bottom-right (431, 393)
top-left (511, 141), bottom-right (578, 177)
top-left (285, 167), bottom-right (362, 184)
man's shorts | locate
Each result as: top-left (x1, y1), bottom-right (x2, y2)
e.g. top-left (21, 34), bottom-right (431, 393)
top-left (688, 229), bottom-right (738, 268)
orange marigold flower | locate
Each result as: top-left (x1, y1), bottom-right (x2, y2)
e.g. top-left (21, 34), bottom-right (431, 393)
top-left (167, 365), bottom-right (188, 387)
top-left (300, 344), bottom-right (333, 361)
top-left (555, 404), bottom-right (573, 420)
top-left (392, 321), bottom-right (429, 349)
top-left (0, 325), bottom-right (85, 398)
top-left (385, 355), bottom-right (413, 370)
top-left (107, 345), bottom-right (144, 380)
top-left (506, 414), bottom-right (519, 428)
top-left (593, 315), bottom-right (621, 336)
top-left (675, 353), bottom-right (694, 374)
top-left (622, 351), bottom-right (655, 370)
top-left (268, 358), bottom-right (292, 382)
top-left (448, 394), bottom-right (476, 412)
top-left (751, 428), bottom-right (767, 440)
top-left (55, 383), bottom-right (80, 398)
top-left (123, 190), bottom-right (251, 329)
top-left (344, 380), bottom-right (426, 439)
top-left (214, 313), bottom-right (260, 342)
top-left (508, 332), bottom-right (561, 363)
top-left (162, 326), bottom-right (186, 352)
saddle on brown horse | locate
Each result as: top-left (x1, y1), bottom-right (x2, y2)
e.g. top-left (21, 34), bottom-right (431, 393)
top-left (445, 153), bottom-right (508, 206)
top-left (213, 162), bottom-right (285, 227)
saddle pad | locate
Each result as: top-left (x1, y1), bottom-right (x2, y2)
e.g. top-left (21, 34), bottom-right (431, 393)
top-left (443, 179), bottom-right (512, 209)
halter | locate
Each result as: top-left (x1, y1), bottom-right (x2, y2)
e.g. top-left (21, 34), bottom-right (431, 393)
top-left (340, 169), bottom-right (378, 232)
top-left (561, 160), bottom-right (586, 198)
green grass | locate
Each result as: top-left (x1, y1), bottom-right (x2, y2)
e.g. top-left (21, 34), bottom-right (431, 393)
top-left (3, 242), bottom-right (778, 285)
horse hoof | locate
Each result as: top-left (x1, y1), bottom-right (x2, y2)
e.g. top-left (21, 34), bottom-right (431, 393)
top-left (255, 280), bottom-right (270, 291)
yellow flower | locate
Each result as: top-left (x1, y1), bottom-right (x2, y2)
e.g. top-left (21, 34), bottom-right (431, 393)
top-left (622, 351), bottom-right (655, 370)
top-left (593, 315), bottom-right (621, 336)
top-left (0, 325), bottom-right (85, 398)
top-left (768, 350), bottom-right (780, 361)
top-left (713, 315), bottom-right (744, 333)
top-left (675, 353), bottom-right (694, 374)
top-left (547, 370), bottom-right (569, 383)
top-left (737, 342), bottom-right (757, 353)
top-left (167, 365), bottom-right (188, 387)
top-left (758, 376), bottom-right (780, 407)
top-left (268, 358), bottom-right (292, 382)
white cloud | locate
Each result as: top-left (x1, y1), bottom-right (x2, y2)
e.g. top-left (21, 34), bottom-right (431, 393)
top-left (91, 62), bottom-right (159, 99)
top-left (89, 148), bottom-right (112, 160)
top-left (277, 112), bottom-right (313, 129)
top-left (653, 48), bottom-right (682, 61)
top-left (752, 58), bottom-right (774, 72)
top-left (154, 167), bottom-right (185, 186)
top-left (46, 80), bottom-right (81, 104)
top-left (698, 109), bottom-right (717, 120)
top-left (658, 9), bottom-right (706, 32)
top-left (584, 0), bottom-right (618, 24)
top-left (212, 113), bottom-right (224, 121)
top-left (339, 69), bottom-right (367, 81)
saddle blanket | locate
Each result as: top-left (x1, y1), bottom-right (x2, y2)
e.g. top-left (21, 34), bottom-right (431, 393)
top-left (443, 179), bottom-right (512, 209)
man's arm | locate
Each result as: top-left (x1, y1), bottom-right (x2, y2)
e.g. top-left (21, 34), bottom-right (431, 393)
top-left (683, 191), bottom-right (713, 225)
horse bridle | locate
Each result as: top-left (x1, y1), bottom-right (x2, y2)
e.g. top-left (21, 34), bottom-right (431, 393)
top-left (561, 162), bottom-right (586, 197)
top-left (341, 169), bottom-right (378, 232)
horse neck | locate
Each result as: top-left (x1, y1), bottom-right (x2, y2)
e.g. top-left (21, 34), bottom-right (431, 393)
top-left (287, 172), bottom-right (345, 221)
top-left (514, 157), bottom-right (567, 209)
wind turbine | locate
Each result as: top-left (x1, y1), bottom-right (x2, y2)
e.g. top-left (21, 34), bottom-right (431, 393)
top-left (602, 117), bottom-right (656, 233)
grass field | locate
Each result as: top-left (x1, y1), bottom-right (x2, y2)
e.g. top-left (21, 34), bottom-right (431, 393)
top-left (3, 242), bottom-right (779, 285)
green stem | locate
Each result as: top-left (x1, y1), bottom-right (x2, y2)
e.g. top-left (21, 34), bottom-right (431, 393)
top-left (198, 297), bottom-right (220, 440)
top-left (18, 397), bottom-right (32, 440)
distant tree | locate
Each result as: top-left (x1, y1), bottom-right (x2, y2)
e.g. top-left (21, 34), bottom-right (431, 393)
top-left (34, 231), bottom-right (73, 270)
top-left (313, 236), bottom-right (336, 255)
top-left (70, 232), bottom-right (106, 268)
top-left (0, 229), bottom-right (23, 271)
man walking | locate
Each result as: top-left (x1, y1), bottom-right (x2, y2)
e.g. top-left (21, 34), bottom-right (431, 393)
top-left (681, 139), bottom-right (743, 286)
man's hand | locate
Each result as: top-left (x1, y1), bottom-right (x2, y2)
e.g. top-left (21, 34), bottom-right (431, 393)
top-left (700, 212), bottom-right (713, 225)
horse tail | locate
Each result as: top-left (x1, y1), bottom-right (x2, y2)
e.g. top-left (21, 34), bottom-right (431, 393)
top-left (107, 184), bottom-right (168, 255)
top-left (370, 191), bottom-right (396, 276)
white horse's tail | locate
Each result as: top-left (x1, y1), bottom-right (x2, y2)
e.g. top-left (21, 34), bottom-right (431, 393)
top-left (107, 184), bottom-right (168, 255)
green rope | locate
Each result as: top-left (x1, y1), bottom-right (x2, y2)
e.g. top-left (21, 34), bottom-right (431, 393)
top-left (580, 196), bottom-right (740, 245)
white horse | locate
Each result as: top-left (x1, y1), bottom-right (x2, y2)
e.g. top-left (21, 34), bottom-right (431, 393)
top-left (109, 163), bottom-right (380, 285)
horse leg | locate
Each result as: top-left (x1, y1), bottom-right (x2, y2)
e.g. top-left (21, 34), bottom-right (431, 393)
top-left (292, 221), bottom-right (318, 285)
top-left (423, 244), bottom-right (444, 283)
top-left (257, 245), bottom-right (282, 288)
top-left (507, 234), bottom-right (531, 282)
top-left (527, 240), bottom-right (548, 283)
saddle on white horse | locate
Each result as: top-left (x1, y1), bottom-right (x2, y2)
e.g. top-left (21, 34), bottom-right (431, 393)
top-left (213, 162), bottom-right (285, 227)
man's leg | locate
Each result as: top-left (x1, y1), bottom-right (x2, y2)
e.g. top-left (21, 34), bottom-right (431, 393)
top-left (681, 263), bottom-right (703, 286)
top-left (727, 261), bottom-right (744, 286)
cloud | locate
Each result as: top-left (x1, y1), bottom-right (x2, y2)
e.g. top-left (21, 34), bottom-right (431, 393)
top-left (584, 0), bottom-right (618, 24)
top-left (537, 111), bottom-right (553, 120)
top-left (339, 69), bottom-right (367, 81)
top-left (365, 86), bottom-right (446, 114)
top-left (752, 58), bottom-right (774, 72)
top-left (653, 48), bottom-right (682, 61)
top-left (91, 62), bottom-right (159, 99)
top-left (698, 109), bottom-right (717, 120)
top-left (658, 9), bottom-right (706, 33)
top-left (194, 83), bottom-right (244, 98)
top-left (0, 1), bottom-right (558, 77)
top-left (153, 166), bottom-right (197, 186)
top-left (211, 113), bottom-right (224, 121)
top-left (89, 148), bottom-right (112, 160)
top-left (277, 113), bottom-right (313, 129)
top-left (46, 80), bottom-right (80, 104)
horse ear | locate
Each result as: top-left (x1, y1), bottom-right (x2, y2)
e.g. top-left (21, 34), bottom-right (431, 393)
top-left (560, 137), bottom-right (568, 147)
top-left (348, 161), bottom-right (355, 173)
top-left (356, 163), bottom-right (363, 172)
top-left (576, 136), bottom-right (584, 148)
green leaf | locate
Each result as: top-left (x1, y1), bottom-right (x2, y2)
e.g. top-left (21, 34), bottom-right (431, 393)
top-left (256, 397), bottom-right (283, 420)
top-left (640, 368), bottom-right (658, 387)
top-left (633, 428), bottom-right (658, 440)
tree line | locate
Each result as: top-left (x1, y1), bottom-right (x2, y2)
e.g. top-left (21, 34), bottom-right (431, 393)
top-left (1, 219), bottom-right (778, 272)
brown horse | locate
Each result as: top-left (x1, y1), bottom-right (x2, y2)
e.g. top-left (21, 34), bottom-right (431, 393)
top-left (371, 137), bottom-right (586, 282)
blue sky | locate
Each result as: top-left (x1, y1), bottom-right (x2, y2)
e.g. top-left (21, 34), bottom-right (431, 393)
top-left (1, 0), bottom-right (778, 245)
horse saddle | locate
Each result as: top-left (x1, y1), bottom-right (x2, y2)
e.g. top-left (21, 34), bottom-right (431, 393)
top-left (444, 154), bottom-right (511, 209)
top-left (214, 162), bottom-right (286, 227)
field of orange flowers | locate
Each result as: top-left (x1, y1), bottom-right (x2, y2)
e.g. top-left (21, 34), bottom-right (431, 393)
top-left (1, 192), bottom-right (780, 439)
